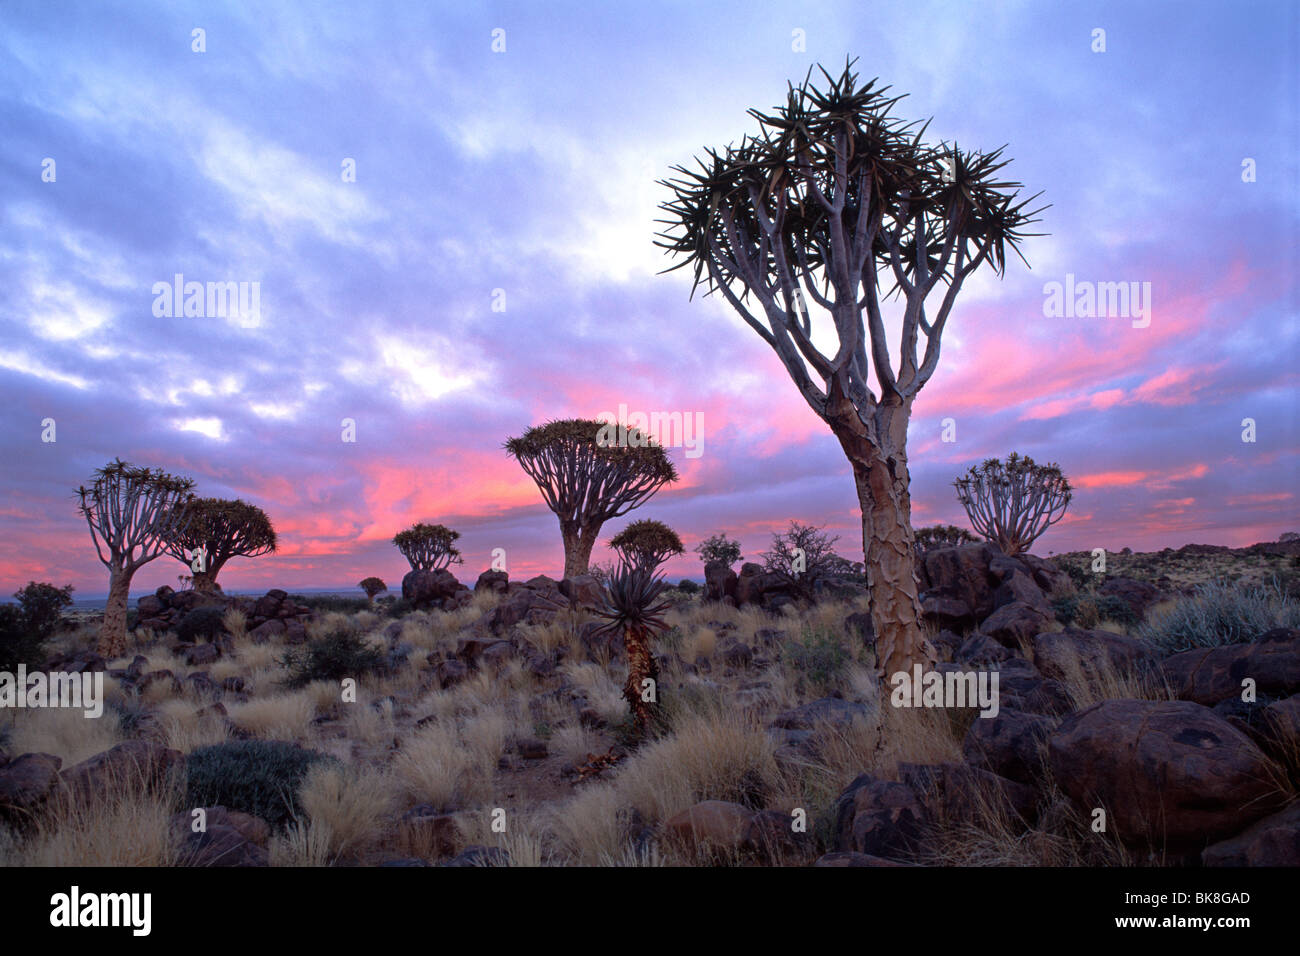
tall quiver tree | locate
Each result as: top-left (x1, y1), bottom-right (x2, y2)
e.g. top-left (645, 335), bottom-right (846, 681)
top-left (76, 459), bottom-right (195, 658)
top-left (393, 523), bottom-right (462, 571)
top-left (162, 497), bottom-right (277, 592)
top-left (953, 452), bottom-right (1071, 556)
top-left (609, 519), bottom-right (684, 574)
top-left (506, 419), bottom-right (678, 578)
top-left (657, 61), bottom-right (1044, 678)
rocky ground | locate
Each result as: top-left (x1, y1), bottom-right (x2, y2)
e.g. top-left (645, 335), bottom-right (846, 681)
top-left (2, 539), bottom-right (1298, 867)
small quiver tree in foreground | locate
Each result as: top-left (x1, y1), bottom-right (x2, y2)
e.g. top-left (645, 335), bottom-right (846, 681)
top-left (593, 563), bottom-right (672, 738)
top-left (77, 459), bottom-right (195, 658)
top-left (953, 452), bottom-right (1071, 556)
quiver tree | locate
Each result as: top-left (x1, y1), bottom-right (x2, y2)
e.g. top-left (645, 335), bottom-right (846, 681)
top-left (393, 523), bottom-right (463, 571)
top-left (359, 577), bottom-right (388, 603)
top-left (162, 497), bottom-right (277, 592)
top-left (693, 532), bottom-right (742, 568)
top-left (657, 60), bottom-right (1044, 678)
top-left (76, 459), bottom-right (195, 658)
top-left (913, 523), bottom-right (976, 557)
top-left (505, 419), bottom-right (678, 578)
top-left (953, 452), bottom-right (1071, 556)
top-left (609, 519), bottom-right (684, 574)
top-left (593, 563), bottom-right (672, 738)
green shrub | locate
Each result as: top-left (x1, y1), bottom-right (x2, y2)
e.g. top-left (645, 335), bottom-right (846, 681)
top-left (782, 629), bottom-right (849, 695)
top-left (676, 579), bottom-right (701, 595)
top-left (177, 606), bottom-right (229, 643)
top-left (280, 621), bottom-right (386, 688)
top-left (185, 740), bottom-right (338, 827)
top-left (1138, 578), bottom-right (1300, 654)
top-left (383, 598), bottom-right (415, 618)
top-left (0, 582), bottom-right (74, 670)
top-left (1052, 592), bottom-right (1137, 629)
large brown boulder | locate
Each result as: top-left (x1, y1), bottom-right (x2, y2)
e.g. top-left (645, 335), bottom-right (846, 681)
top-left (1032, 628), bottom-right (1154, 682)
top-left (1048, 699), bottom-right (1287, 846)
top-left (474, 569), bottom-right (508, 594)
top-left (704, 560), bottom-right (738, 602)
top-left (1161, 629), bottom-right (1300, 706)
top-left (963, 708), bottom-right (1058, 785)
top-left (402, 569), bottom-right (466, 608)
top-left (1097, 576), bottom-right (1164, 620)
top-left (978, 601), bottom-right (1053, 649)
top-left (919, 543), bottom-right (1005, 623)
top-left (830, 774), bottom-right (925, 859)
top-left (898, 762), bottom-right (1038, 828)
top-left (60, 741), bottom-right (183, 807)
top-left (484, 587), bottom-right (570, 634)
top-left (734, 564), bottom-right (791, 608)
top-left (558, 575), bottom-right (603, 610)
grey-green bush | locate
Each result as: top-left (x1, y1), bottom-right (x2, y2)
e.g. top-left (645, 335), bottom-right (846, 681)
top-left (1138, 578), bottom-right (1300, 654)
top-left (185, 740), bottom-right (338, 827)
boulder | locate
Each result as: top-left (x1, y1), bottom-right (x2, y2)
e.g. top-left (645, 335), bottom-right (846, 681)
top-left (0, 753), bottom-right (63, 823)
top-left (1097, 576), bottom-right (1164, 620)
top-left (559, 575), bottom-right (604, 610)
top-left (136, 595), bottom-right (164, 618)
top-left (742, 808), bottom-right (811, 863)
top-left (1161, 629), bottom-right (1300, 706)
top-left (60, 741), bottom-right (183, 807)
top-left (474, 569), bottom-right (509, 594)
top-left (978, 601), bottom-right (1053, 649)
top-left (1031, 628), bottom-right (1153, 683)
top-left (963, 707), bottom-right (1058, 785)
top-left (248, 619), bottom-right (286, 642)
top-left (664, 800), bottom-right (755, 857)
top-left (830, 774), bottom-right (924, 858)
top-left (402, 569), bottom-right (465, 608)
top-left (898, 762), bottom-right (1038, 827)
top-left (704, 561), bottom-right (738, 602)
top-left (919, 543), bottom-right (1005, 623)
top-left (921, 595), bottom-right (975, 631)
top-left (1048, 699), bottom-right (1287, 846)
top-left (1202, 801), bottom-right (1300, 866)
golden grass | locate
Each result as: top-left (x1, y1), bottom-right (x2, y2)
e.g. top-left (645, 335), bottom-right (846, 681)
top-left (228, 691), bottom-right (315, 740)
top-left (1, 780), bottom-right (180, 866)
top-left (6, 706), bottom-right (126, 766)
top-left (297, 763), bottom-right (396, 859)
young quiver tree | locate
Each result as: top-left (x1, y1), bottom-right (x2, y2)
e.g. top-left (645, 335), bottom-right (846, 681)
top-left (77, 459), bottom-right (195, 658)
top-left (657, 61), bottom-right (1043, 678)
top-left (393, 523), bottom-right (462, 571)
top-left (505, 419), bottom-right (678, 578)
top-left (608, 519), bottom-right (685, 574)
top-left (359, 577), bottom-right (388, 604)
top-left (593, 563), bottom-right (672, 737)
top-left (953, 452), bottom-right (1071, 556)
top-left (162, 497), bottom-right (277, 591)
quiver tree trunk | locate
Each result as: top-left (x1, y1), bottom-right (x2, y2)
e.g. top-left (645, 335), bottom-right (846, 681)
top-left (98, 567), bottom-right (134, 659)
top-left (831, 395), bottom-right (934, 679)
top-left (561, 522), bottom-right (599, 578)
top-left (622, 624), bottom-right (659, 735)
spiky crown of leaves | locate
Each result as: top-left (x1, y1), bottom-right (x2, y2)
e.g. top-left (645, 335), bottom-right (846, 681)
top-left (954, 452), bottom-right (1072, 495)
top-left (168, 497), bottom-right (277, 552)
top-left (75, 458), bottom-right (195, 512)
top-left (594, 563), bottom-right (671, 635)
top-left (655, 57), bottom-right (1045, 297)
top-left (609, 519), bottom-right (684, 556)
top-left (504, 418), bottom-right (678, 480)
top-left (392, 523), bottom-right (460, 549)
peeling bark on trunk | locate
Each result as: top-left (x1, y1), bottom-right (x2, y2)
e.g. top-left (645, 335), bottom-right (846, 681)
top-left (622, 624), bottom-right (659, 736)
top-left (828, 389), bottom-right (934, 680)
top-left (97, 568), bottom-right (134, 660)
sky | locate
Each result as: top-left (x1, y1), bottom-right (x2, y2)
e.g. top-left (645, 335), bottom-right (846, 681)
top-left (1, 0), bottom-right (1297, 598)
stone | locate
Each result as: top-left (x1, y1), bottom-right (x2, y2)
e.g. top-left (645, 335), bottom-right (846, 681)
top-left (474, 569), bottom-right (509, 594)
top-left (1161, 629), bottom-right (1300, 706)
top-left (963, 707), bottom-right (1058, 785)
top-left (830, 774), bottom-right (924, 858)
top-left (664, 800), bottom-right (755, 856)
top-left (1031, 628), bottom-right (1153, 683)
top-left (60, 741), bottom-right (183, 807)
top-left (0, 753), bottom-right (63, 823)
top-left (1202, 801), bottom-right (1300, 866)
top-left (1048, 699), bottom-right (1288, 846)
top-left (978, 601), bottom-right (1053, 649)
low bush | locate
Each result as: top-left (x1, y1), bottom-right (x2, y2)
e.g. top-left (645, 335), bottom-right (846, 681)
top-left (1138, 578), bottom-right (1300, 654)
top-left (280, 621), bottom-right (387, 688)
top-left (185, 740), bottom-right (339, 827)
top-left (177, 606), bottom-right (229, 643)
